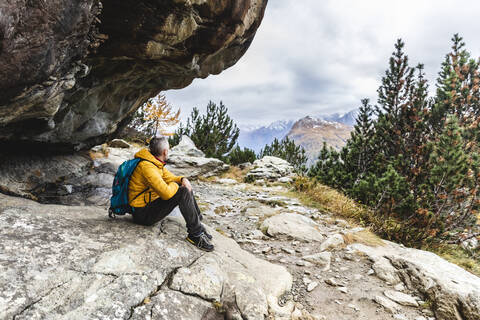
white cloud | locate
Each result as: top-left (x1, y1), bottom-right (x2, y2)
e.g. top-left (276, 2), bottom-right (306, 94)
top-left (165, 0), bottom-right (480, 127)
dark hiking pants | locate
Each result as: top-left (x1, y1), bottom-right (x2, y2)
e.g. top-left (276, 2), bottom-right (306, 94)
top-left (132, 186), bottom-right (203, 237)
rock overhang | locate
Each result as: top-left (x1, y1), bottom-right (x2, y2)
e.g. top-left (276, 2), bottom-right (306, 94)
top-left (0, 0), bottom-right (268, 152)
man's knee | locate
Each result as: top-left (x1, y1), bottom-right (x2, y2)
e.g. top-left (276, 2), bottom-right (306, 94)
top-left (177, 186), bottom-right (191, 198)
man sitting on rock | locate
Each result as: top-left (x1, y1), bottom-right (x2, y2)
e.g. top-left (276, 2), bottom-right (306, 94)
top-left (128, 136), bottom-right (214, 252)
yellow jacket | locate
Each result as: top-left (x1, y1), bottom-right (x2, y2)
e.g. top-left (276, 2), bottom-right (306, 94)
top-left (128, 148), bottom-right (183, 207)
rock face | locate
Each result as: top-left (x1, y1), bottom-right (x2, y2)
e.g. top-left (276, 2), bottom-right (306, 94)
top-left (0, 0), bottom-right (268, 151)
top-left (0, 193), bottom-right (292, 320)
top-left (246, 156), bottom-right (296, 182)
top-left (350, 242), bottom-right (480, 320)
top-left (0, 137), bottom-right (228, 205)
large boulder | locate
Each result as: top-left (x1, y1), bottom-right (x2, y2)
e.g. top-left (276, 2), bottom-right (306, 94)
top-left (260, 212), bottom-right (325, 242)
top-left (0, 143), bottom-right (140, 205)
top-left (0, 0), bottom-right (268, 151)
top-left (0, 192), bottom-right (292, 319)
top-left (246, 156), bottom-right (296, 182)
top-left (170, 135), bottom-right (205, 157)
top-left (349, 242), bottom-right (480, 320)
top-left (0, 138), bottom-right (228, 205)
top-left (167, 136), bottom-right (229, 178)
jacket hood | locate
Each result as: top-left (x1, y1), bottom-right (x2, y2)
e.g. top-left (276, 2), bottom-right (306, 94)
top-left (134, 148), bottom-right (164, 168)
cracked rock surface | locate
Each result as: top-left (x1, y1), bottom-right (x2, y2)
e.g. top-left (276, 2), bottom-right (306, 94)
top-left (0, 191), bottom-right (291, 320)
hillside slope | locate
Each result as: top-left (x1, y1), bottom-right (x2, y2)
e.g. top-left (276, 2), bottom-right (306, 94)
top-left (287, 116), bottom-right (353, 164)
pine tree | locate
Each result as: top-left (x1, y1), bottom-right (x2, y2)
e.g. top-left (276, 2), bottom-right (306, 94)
top-left (419, 115), bottom-right (478, 240)
top-left (309, 142), bottom-right (343, 188)
top-left (227, 145), bottom-right (257, 165)
top-left (374, 39), bottom-right (416, 168)
top-left (342, 99), bottom-right (376, 187)
top-left (170, 101), bottom-right (239, 160)
top-left (432, 34), bottom-right (480, 143)
top-left (259, 136), bottom-right (308, 173)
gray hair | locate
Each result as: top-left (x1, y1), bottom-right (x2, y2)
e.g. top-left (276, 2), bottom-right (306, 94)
top-left (149, 137), bottom-right (169, 156)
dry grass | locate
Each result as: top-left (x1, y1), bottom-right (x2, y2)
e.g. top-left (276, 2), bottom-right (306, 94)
top-left (281, 181), bottom-right (370, 223)
top-left (196, 201), bottom-right (211, 212)
top-left (220, 166), bottom-right (250, 182)
top-left (287, 176), bottom-right (480, 276)
top-left (197, 176), bottom-right (218, 183)
top-left (343, 229), bottom-right (385, 247)
top-left (427, 244), bottom-right (480, 276)
top-left (214, 205), bottom-right (229, 215)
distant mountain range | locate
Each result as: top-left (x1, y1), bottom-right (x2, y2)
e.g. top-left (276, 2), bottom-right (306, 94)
top-left (237, 120), bottom-right (296, 153)
top-left (320, 109), bottom-right (359, 126)
top-left (237, 109), bottom-right (358, 159)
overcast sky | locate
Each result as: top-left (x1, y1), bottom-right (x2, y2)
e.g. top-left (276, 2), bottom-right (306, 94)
top-left (165, 0), bottom-right (480, 129)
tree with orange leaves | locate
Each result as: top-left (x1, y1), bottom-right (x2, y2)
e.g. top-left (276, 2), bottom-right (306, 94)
top-left (128, 94), bottom-right (180, 138)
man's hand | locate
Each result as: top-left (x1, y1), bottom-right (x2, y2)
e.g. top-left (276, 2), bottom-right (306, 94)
top-left (182, 177), bottom-right (192, 192)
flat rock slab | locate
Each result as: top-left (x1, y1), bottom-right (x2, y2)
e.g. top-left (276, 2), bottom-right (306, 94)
top-left (350, 242), bottom-right (480, 320)
top-left (384, 290), bottom-right (418, 307)
top-left (0, 193), bottom-right (292, 320)
top-left (260, 212), bottom-right (325, 242)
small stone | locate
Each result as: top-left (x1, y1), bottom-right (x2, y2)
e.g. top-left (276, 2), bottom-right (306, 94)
top-left (337, 287), bottom-right (348, 294)
top-left (303, 277), bottom-right (312, 286)
top-left (415, 317), bottom-right (427, 320)
top-left (302, 252), bottom-right (331, 271)
top-left (282, 248), bottom-right (295, 255)
top-left (421, 309), bottom-right (434, 316)
top-left (347, 303), bottom-right (359, 311)
top-left (343, 253), bottom-right (355, 261)
top-left (296, 261), bottom-right (306, 266)
top-left (384, 290), bottom-right (419, 307)
top-left (325, 278), bottom-right (340, 287)
top-left (249, 230), bottom-right (265, 240)
top-left (320, 234), bottom-right (345, 251)
top-left (334, 300), bottom-right (342, 305)
top-left (307, 282), bottom-right (318, 292)
top-left (394, 283), bottom-right (405, 291)
top-left (373, 295), bottom-right (400, 314)
top-left (304, 270), bottom-right (311, 275)
top-left (367, 269), bottom-right (375, 275)
top-left (393, 314), bottom-right (408, 320)
top-left (353, 274), bottom-right (362, 280)
top-left (261, 247), bottom-right (271, 254)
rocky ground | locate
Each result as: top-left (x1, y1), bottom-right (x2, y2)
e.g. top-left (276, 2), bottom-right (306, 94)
top-left (193, 179), bottom-right (437, 320)
top-left (1, 140), bottom-right (479, 320)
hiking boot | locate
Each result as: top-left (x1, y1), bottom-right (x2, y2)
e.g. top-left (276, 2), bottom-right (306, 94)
top-left (202, 225), bottom-right (213, 240)
top-left (186, 233), bottom-right (214, 252)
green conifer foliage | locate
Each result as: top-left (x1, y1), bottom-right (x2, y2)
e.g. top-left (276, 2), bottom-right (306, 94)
top-left (170, 101), bottom-right (240, 160)
top-left (227, 145), bottom-right (257, 165)
top-left (259, 136), bottom-right (308, 173)
top-left (309, 36), bottom-right (480, 245)
top-left (418, 115), bottom-right (478, 240)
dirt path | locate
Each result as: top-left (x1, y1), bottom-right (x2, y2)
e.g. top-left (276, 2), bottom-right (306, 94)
top-left (194, 179), bottom-right (435, 320)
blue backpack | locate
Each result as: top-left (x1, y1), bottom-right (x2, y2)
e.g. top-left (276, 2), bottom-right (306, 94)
top-left (108, 158), bottom-right (150, 218)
